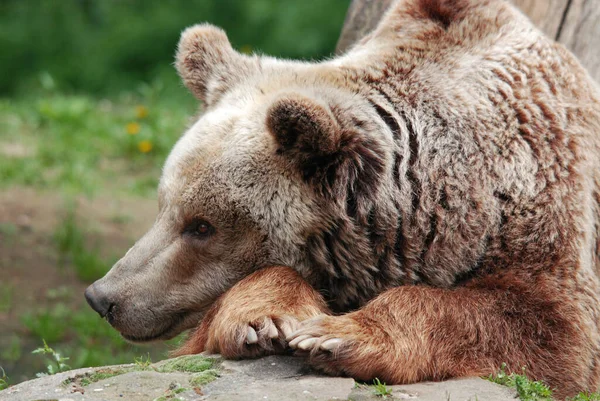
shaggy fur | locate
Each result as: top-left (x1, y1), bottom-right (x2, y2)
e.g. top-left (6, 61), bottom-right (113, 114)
top-left (85, 0), bottom-right (600, 397)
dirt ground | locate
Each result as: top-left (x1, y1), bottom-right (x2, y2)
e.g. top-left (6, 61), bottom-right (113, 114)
top-left (0, 186), bottom-right (158, 382)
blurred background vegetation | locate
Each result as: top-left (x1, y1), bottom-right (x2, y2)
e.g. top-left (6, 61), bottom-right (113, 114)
top-left (1, 0), bottom-right (348, 95)
top-left (0, 0), bottom-right (349, 386)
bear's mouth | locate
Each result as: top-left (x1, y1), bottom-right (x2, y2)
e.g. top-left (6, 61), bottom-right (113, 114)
top-left (121, 326), bottom-right (176, 343)
top-left (117, 311), bottom-right (188, 343)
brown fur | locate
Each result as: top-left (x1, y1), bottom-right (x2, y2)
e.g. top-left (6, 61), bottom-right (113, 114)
top-left (86, 0), bottom-right (600, 397)
top-left (175, 266), bottom-right (329, 358)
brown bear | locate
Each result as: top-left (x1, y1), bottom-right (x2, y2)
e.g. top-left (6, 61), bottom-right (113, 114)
top-left (84, 0), bottom-right (600, 397)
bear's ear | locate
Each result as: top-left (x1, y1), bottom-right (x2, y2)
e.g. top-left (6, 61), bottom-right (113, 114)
top-left (266, 94), bottom-right (343, 165)
top-left (175, 24), bottom-right (247, 105)
top-left (267, 93), bottom-right (388, 199)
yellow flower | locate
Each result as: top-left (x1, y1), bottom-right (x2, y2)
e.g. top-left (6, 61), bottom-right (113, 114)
top-left (135, 105), bottom-right (149, 119)
top-left (126, 122), bottom-right (140, 135)
top-left (138, 140), bottom-right (153, 153)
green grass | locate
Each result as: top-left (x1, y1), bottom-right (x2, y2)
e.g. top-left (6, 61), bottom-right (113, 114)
top-left (0, 335), bottom-right (22, 364)
top-left (20, 294), bottom-right (180, 376)
top-left (0, 283), bottom-right (13, 314)
top-left (487, 364), bottom-right (600, 401)
top-left (0, 223), bottom-right (17, 247)
top-left (22, 304), bottom-right (70, 344)
top-left (0, 82), bottom-right (195, 197)
top-left (371, 378), bottom-right (393, 398)
top-left (569, 393), bottom-right (600, 401)
top-left (134, 353), bottom-right (153, 369)
top-left (486, 365), bottom-right (552, 401)
top-left (54, 205), bottom-right (115, 283)
top-left (32, 340), bottom-right (71, 377)
top-left (0, 367), bottom-right (8, 391)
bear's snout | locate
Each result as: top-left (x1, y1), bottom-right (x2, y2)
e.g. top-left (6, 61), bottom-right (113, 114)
top-left (84, 283), bottom-right (115, 320)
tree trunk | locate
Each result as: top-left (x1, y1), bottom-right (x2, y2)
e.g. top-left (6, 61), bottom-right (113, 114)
top-left (335, 0), bottom-right (393, 55)
top-left (336, 0), bottom-right (600, 83)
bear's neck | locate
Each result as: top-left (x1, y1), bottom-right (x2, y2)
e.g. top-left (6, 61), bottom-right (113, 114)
top-left (301, 82), bottom-right (492, 313)
top-left (297, 91), bottom-right (413, 313)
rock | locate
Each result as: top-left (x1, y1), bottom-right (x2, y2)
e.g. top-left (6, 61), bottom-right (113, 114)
top-left (350, 377), bottom-right (517, 401)
top-left (0, 355), bottom-right (517, 401)
top-left (203, 355), bottom-right (355, 400)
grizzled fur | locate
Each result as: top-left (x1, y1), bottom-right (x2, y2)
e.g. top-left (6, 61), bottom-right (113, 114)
top-left (86, 0), bottom-right (600, 397)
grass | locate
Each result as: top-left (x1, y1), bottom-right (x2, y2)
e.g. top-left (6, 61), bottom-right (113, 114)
top-left (0, 335), bottom-right (22, 364)
top-left (32, 340), bottom-right (71, 377)
top-left (569, 393), bottom-right (600, 401)
top-left (0, 283), bottom-right (13, 314)
top-left (22, 301), bottom-right (173, 371)
top-left (0, 222), bottom-right (17, 247)
top-left (486, 365), bottom-right (552, 401)
top-left (22, 304), bottom-right (70, 344)
top-left (0, 82), bottom-right (195, 197)
top-left (371, 378), bottom-right (393, 398)
top-left (53, 204), bottom-right (115, 283)
top-left (0, 367), bottom-right (8, 391)
top-left (487, 364), bottom-right (600, 401)
top-left (134, 353), bottom-right (153, 369)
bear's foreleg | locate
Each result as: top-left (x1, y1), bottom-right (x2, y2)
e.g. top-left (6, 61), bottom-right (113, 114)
top-left (287, 280), bottom-right (585, 396)
top-left (175, 266), bottom-right (330, 358)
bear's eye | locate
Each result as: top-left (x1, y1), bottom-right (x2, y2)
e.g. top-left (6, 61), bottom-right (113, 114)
top-left (183, 219), bottom-right (214, 239)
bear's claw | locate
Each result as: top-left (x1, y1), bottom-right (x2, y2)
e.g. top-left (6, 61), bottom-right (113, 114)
top-left (287, 315), bottom-right (352, 354)
top-left (320, 338), bottom-right (344, 351)
top-left (245, 325), bottom-right (258, 344)
top-left (239, 315), bottom-right (301, 355)
top-left (286, 314), bottom-right (375, 378)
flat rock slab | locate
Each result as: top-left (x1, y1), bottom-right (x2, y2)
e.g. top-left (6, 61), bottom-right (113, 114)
top-left (0, 355), bottom-right (516, 401)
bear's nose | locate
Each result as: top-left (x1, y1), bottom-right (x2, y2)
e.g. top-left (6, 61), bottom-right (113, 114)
top-left (84, 284), bottom-right (114, 318)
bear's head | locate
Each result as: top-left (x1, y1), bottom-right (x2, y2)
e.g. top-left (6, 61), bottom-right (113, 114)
top-left (84, 24), bottom-right (394, 342)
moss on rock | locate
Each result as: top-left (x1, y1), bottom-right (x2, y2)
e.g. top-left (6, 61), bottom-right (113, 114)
top-left (189, 369), bottom-right (220, 386)
top-left (156, 355), bottom-right (218, 374)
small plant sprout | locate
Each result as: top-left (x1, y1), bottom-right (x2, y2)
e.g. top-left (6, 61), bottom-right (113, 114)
top-left (486, 363), bottom-right (513, 387)
top-left (32, 339), bottom-right (71, 377)
top-left (134, 353), bottom-right (153, 369)
top-left (372, 378), bottom-right (393, 398)
top-left (569, 392), bottom-right (600, 400)
top-left (486, 364), bottom-right (552, 401)
top-left (0, 366), bottom-right (8, 390)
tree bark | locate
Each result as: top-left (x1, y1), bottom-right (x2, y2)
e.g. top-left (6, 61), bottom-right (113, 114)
top-left (554, 0), bottom-right (600, 84)
top-left (511, 0), bottom-right (570, 37)
top-left (335, 0), bottom-right (393, 54)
